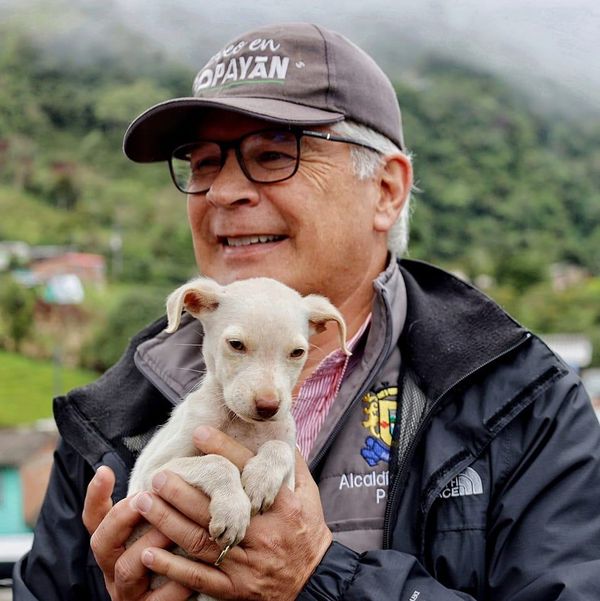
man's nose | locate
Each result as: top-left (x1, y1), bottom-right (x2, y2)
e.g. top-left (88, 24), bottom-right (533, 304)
top-left (204, 150), bottom-right (260, 208)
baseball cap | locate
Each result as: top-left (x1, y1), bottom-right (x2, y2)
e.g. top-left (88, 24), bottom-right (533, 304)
top-left (123, 23), bottom-right (405, 162)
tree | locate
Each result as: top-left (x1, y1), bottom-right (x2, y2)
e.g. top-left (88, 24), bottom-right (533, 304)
top-left (93, 80), bottom-right (172, 131)
top-left (0, 278), bottom-right (36, 352)
top-left (80, 290), bottom-right (166, 371)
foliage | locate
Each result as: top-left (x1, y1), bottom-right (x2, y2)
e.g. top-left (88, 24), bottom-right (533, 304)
top-left (0, 276), bottom-right (36, 351)
top-left (0, 30), bottom-right (49, 136)
top-left (490, 277), bottom-right (600, 366)
top-left (80, 288), bottom-right (169, 371)
top-left (398, 59), bottom-right (600, 275)
top-left (0, 350), bottom-right (96, 425)
top-left (94, 79), bottom-right (172, 130)
top-left (0, 24), bottom-right (199, 284)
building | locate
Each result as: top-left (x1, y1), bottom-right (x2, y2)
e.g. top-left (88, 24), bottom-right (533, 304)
top-left (582, 369), bottom-right (600, 423)
top-left (541, 334), bottom-right (593, 373)
top-left (30, 252), bottom-right (106, 287)
top-left (0, 426), bottom-right (58, 530)
top-left (0, 425), bottom-right (58, 578)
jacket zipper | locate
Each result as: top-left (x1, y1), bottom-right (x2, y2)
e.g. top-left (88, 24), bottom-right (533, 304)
top-left (382, 331), bottom-right (532, 549)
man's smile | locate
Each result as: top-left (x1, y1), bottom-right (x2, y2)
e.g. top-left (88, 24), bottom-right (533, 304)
top-left (219, 234), bottom-right (287, 247)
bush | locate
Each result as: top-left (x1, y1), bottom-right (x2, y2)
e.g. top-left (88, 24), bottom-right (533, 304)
top-left (0, 277), bottom-right (36, 351)
top-left (80, 289), bottom-right (166, 371)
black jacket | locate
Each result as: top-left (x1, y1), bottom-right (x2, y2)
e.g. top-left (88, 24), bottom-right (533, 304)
top-left (13, 260), bottom-right (600, 600)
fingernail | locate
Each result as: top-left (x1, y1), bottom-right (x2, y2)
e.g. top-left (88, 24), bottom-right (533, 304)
top-left (135, 492), bottom-right (152, 513)
top-left (194, 426), bottom-right (211, 444)
top-left (152, 471), bottom-right (167, 492)
top-left (141, 549), bottom-right (154, 566)
top-left (94, 466), bottom-right (108, 485)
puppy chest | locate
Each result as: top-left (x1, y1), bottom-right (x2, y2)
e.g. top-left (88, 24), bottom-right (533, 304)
top-left (222, 419), bottom-right (293, 454)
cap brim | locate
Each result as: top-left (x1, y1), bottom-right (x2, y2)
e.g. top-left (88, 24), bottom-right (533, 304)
top-left (123, 97), bottom-right (345, 163)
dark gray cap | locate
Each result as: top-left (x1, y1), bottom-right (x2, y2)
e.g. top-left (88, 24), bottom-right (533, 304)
top-left (123, 23), bottom-right (405, 162)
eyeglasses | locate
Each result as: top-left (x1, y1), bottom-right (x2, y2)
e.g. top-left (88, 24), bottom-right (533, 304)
top-left (168, 128), bottom-right (380, 194)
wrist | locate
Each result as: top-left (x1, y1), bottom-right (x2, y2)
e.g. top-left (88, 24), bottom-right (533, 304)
top-left (290, 527), bottom-right (333, 600)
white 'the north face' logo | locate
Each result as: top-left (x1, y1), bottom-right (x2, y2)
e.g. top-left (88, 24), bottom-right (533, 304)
top-left (439, 467), bottom-right (483, 499)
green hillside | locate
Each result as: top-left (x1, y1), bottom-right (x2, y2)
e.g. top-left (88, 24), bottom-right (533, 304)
top-left (1, 21), bottom-right (600, 374)
top-left (0, 350), bottom-right (97, 425)
top-left (2, 27), bottom-right (599, 278)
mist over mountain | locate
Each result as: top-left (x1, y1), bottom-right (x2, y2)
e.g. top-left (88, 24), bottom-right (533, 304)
top-left (1, 0), bottom-right (599, 120)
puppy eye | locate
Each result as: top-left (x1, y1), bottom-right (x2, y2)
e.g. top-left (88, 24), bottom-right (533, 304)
top-left (290, 348), bottom-right (306, 359)
top-left (228, 339), bottom-right (246, 352)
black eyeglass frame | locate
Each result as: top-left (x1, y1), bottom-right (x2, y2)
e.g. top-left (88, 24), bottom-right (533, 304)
top-left (168, 127), bottom-right (381, 195)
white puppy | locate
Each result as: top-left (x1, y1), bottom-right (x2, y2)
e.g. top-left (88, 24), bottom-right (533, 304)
top-left (127, 276), bottom-right (348, 599)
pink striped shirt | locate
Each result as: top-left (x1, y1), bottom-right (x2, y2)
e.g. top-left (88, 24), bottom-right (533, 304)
top-left (293, 316), bottom-right (371, 459)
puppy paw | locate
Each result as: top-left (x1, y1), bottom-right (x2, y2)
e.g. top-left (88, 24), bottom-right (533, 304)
top-left (208, 492), bottom-right (252, 548)
top-left (241, 455), bottom-right (286, 515)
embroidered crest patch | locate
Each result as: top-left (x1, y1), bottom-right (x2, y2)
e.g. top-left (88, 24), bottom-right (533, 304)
top-left (360, 386), bottom-right (398, 466)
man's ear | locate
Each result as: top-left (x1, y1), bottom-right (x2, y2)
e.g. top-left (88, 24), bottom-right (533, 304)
top-left (165, 277), bottom-right (222, 333)
top-left (373, 153), bottom-right (413, 233)
top-left (303, 294), bottom-right (350, 355)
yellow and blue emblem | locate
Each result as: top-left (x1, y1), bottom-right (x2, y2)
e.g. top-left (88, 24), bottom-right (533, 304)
top-left (360, 386), bottom-right (398, 466)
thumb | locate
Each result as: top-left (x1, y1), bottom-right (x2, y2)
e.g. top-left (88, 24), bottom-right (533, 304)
top-left (294, 448), bottom-right (317, 492)
top-left (82, 465), bottom-right (115, 535)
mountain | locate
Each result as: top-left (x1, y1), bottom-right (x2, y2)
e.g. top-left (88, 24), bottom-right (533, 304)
top-left (1, 0), bottom-right (599, 120)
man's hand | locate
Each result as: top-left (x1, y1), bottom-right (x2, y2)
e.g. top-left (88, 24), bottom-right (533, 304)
top-left (134, 426), bottom-right (333, 601)
top-left (82, 465), bottom-right (192, 600)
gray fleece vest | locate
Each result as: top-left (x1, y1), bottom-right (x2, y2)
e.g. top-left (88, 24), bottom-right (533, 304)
top-left (134, 260), bottom-right (414, 553)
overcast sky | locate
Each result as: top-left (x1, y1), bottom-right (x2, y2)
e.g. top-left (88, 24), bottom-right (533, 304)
top-left (116, 0), bottom-right (600, 118)
top-left (4, 0), bottom-right (600, 118)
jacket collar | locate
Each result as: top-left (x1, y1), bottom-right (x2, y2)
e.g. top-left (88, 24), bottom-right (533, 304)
top-left (134, 312), bottom-right (205, 405)
top-left (399, 259), bottom-right (529, 403)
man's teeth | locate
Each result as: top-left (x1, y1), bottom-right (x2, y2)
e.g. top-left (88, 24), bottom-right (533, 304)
top-left (225, 235), bottom-right (282, 247)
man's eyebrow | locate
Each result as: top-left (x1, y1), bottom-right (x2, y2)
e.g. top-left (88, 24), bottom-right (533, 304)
top-left (301, 136), bottom-right (319, 149)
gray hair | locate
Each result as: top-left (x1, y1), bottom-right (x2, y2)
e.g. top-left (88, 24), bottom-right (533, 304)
top-left (330, 120), bottom-right (412, 257)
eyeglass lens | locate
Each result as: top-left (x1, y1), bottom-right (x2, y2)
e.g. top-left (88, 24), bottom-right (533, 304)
top-left (170, 130), bottom-right (300, 193)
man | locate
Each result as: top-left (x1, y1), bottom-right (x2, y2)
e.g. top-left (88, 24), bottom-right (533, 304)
top-left (14, 23), bottom-right (600, 600)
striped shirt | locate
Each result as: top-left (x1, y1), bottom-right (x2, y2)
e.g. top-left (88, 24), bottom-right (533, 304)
top-left (293, 316), bottom-right (371, 459)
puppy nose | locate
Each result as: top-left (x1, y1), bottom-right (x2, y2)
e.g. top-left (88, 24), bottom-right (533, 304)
top-left (255, 394), bottom-right (280, 420)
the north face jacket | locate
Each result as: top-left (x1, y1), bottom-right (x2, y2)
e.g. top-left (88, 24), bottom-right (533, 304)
top-left (13, 259), bottom-right (600, 600)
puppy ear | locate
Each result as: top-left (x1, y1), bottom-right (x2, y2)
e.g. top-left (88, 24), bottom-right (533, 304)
top-left (303, 294), bottom-right (350, 355)
top-left (165, 277), bottom-right (222, 333)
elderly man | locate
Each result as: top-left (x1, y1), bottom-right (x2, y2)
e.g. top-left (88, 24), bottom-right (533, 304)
top-left (14, 23), bottom-right (600, 601)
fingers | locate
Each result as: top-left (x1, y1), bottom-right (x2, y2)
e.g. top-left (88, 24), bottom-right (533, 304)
top-left (141, 547), bottom-right (233, 598)
top-left (90, 494), bottom-right (176, 600)
top-left (133, 486), bottom-right (227, 564)
top-left (83, 465), bottom-right (115, 535)
top-left (267, 449), bottom-right (316, 511)
top-left (146, 579), bottom-right (192, 601)
top-left (193, 426), bottom-right (254, 470)
top-left (292, 450), bottom-right (327, 518)
top-left (151, 471), bottom-right (211, 529)
top-left (294, 448), bottom-right (315, 491)
top-left (90, 496), bottom-right (142, 577)
top-left (90, 495), bottom-right (158, 578)
top-left (110, 521), bottom-right (173, 600)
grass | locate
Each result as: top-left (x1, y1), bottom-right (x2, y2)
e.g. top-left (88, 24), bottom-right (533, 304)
top-left (0, 350), bottom-right (98, 426)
